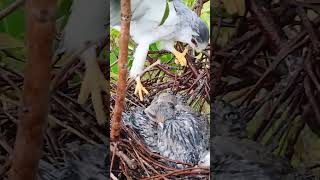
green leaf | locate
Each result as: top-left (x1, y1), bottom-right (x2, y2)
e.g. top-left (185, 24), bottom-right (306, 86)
top-left (200, 1), bottom-right (210, 31)
top-left (0, 0), bottom-right (25, 39)
top-left (159, 0), bottom-right (170, 26)
top-left (149, 43), bottom-right (158, 51)
top-left (56, 0), bottom-right (73, 31)
top-left (184, 0), bottom-right (195, 7)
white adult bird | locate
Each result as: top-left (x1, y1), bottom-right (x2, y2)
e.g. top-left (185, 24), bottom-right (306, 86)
top-left (61, 0), bottom-right (209, 123)
top-left (111, 0), bottom-right (209, 101)
top-left (62, 0), bottom-right (108, 124)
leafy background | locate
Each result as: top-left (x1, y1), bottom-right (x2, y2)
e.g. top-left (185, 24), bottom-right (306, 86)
top-left (0, 0), bottom-right (72, 72)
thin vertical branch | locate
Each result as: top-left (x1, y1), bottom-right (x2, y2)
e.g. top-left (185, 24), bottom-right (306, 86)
top-left (9, 0), bottom-right (56, 179)
top-left (111, 0), bottom-right (131, 141)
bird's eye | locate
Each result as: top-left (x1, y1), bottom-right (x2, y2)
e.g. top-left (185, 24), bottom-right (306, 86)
top-left (168, 102), bottom-right (175, 109)
top-left (191, 38), bottom-right (198, 46)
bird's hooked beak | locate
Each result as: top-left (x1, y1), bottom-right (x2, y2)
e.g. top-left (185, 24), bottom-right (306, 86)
top-left (193, 39), bottom-right (209, 53)
top-left (144, 108), bottom-right (166, 128)
top-left (188, 37), bottom-right (208, 54)
top-left (196, 42), bottom-right (208, 53)
top-left (186, 43), bottom-right (207, 60)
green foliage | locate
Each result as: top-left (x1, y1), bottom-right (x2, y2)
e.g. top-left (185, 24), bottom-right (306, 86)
top-left (0, 0), bottom-right (26, 71)
top-left (201, 1), bottom-right (210, 28)
top-left (56, 0), bottom-right (73, 32)
top-left (0, 0), bottom-right (73, 71)
top-left (159, 0), bottom-right (170, 26)
top-left (0, 0), bottom-right (25, 39)
top-left (183, 0), bottom-right (195, 7)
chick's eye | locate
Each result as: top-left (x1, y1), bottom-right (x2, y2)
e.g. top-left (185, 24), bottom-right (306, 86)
top-left (191, 38), bottom-right (198, 46)
top-left (168, 102), bottom-right (175, 109)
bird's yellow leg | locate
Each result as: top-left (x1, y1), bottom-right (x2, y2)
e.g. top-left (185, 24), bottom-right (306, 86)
top-left (134, 77), bottom-right (149, 101)
top-left (78, 59), bottom-right (108, 125)
top-left (172, 48), bottom-right (188, 66)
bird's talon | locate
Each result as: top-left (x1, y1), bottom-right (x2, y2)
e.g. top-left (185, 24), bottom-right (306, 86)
top-left (134, 79), bottom-right (149, 101)
top-left (78, 60), bottom-right (108, 125)
top-left (182, 48), bottom-right (188, 55)
top-left (173, 48), bottom-right (188, 67)
top-left (174, 58), bottom-right (179, 64)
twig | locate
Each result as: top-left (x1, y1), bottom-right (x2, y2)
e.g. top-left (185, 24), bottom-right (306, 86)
top-left (110, 173), bottom-right (119, 180)
top-left (111, 0), bottom-right (132, 141)
top-left (296, 5), bottom-right (320, 52)
top-left (111, 143), bottom-right (137, 169)
top-left (0, 132), bottom-right (13, 154)
top-left (0, 0), bottom-right (24, 21)
top-left (48, 115), bottom-right (97, 145)
top-left (192, 0), bottom-right (208, 16)
top-left (248, 0), bottom-right (286, 52)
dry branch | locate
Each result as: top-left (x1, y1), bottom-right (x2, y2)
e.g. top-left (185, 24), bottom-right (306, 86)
top-left (111, 0), bottom-right (131, 141)
top-left (8, 0), bottom-right (56, 179)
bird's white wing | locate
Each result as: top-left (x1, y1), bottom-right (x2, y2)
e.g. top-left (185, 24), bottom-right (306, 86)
top-left (62, 0), bottom-right (109, 124)
top-left (110, 0), bottom-right (182, 102)
top-left (110, 0), bottom-right (167, 26)
top-left (63, 0), bottom-right (108, 52)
